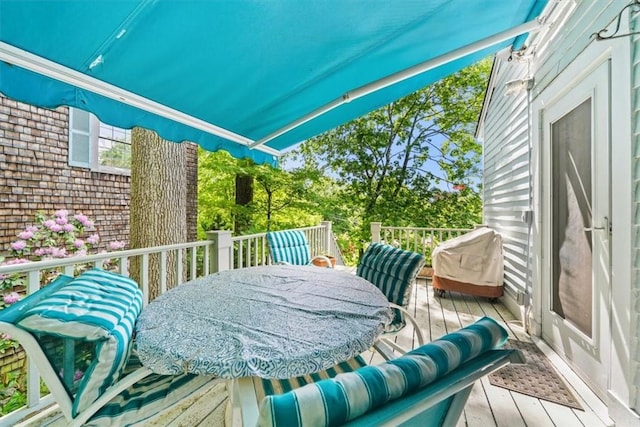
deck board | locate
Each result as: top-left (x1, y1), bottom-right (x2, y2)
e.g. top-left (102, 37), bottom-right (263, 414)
top-left (21, 281), bottom-right (611, 427)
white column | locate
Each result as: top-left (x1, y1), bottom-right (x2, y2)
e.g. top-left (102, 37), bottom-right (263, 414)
top-left (371, 222), bottom-right (382, 243)
top-left (320, 221), bottom-right (332, 255)
top-left (206, 230), bottom-right (233, 272)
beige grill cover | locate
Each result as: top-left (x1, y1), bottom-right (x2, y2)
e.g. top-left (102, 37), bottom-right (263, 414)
top-left (432, 227), bottom-right (504, 287)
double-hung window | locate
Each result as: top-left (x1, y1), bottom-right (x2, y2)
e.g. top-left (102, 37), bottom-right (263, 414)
top-left (68, 108), bottom-right (132, 174)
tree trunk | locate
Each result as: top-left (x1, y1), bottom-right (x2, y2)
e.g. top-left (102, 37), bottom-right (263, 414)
top-left (130, 128), bottom-right (187, 300)
top-left (234, 173), bottom-right (254, 234)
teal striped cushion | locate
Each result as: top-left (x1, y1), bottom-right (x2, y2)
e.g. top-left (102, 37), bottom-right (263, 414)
top-left (87, 354), bottom-right (216, 426)
top-left (267, 230), bottom-right (312, 265)
top-left (257, 317), bottom-right (507, 427)
top-left (16, 269), bottom-right (143, 417)
top-left (253, 356), bottom-right (367, 403)
top-left (356, 243), bottom-right (424, 331)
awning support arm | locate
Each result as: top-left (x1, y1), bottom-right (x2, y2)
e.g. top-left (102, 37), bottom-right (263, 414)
top-left (0, 42), bottom-right (281, 157)
top-left (249, 18), bottom-right (542, 150)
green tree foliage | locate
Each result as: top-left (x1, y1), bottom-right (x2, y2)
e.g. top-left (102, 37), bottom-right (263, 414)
top-left (198, 150), bottom-right (326, 236)
top-left (292, 59), bottom-right (490, 246)
top-left (197, 59), bottom-right (489, 261)
top-left (198, 150), bottom-right (237, 236)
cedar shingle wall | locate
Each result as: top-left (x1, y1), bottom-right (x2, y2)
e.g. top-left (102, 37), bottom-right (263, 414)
top-left (0, 95), bottom-right (198, 254)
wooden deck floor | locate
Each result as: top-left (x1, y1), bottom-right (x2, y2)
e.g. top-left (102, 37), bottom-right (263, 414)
top-left (23, 280), bottom-right (613, 427)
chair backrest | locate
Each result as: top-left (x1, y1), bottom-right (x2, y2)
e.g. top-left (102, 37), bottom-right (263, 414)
top-left (356, 242), bottom-right (424, 330)
top-left (266, 230), bottom-right (312, 265)
top-left (0, 269), bottom-right (143, 419)
top-left (257, 317), bottom-right (520, 427)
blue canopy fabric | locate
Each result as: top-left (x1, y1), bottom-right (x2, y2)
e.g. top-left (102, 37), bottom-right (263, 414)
top-left (0, 1), bottom-right (547, 164)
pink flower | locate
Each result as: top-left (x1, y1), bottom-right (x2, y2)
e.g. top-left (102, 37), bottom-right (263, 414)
top-left (3, 292), bottom-right (20, 305)
top-left (25, 225), bottom-right (38, 233)
top-left (73, 239), bottom-right (85, 248)
top-left (75, 249), bottom-right (88, 257)
top-left (34, 248), bottom-right (48, 257)
top-left (43, 219), bottom-right (56, 230)
top-left (62, 223), bottom-right (74, 232)
top-left (87, 234), bottom-right (100, 245)
top-left (50, 247), bottom-right (67, 258)
top-left (74, 213), bottom-right (88, 223)
top-left (109, 241), bottom-right (126, 251)
top-left (55, 216), bottom-right (68, 225)
top-left (18, 230), bottom-right (33, 240)
top-left (1, 333), bottom-right (12, 341)
top-left (54, 209), bottom-right (68, 218)
top-left (10, 240), bottom-right (27, 251)
top-left (49, 224), bottom-right (62, 233)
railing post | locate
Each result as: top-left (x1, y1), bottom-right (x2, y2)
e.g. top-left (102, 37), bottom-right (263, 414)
top-left (206, 230), bottom-right (233, 272)
top-left (320, 221), bottom-right (332, 255)
top-left (371, 222), bottom-right (382, 243)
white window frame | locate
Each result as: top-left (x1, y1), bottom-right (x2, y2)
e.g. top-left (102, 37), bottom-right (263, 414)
top-left (68, 107), bottom-right (132, 176)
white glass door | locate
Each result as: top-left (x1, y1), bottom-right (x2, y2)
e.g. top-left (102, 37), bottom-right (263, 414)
top-left (541, 60), bottom-right (610, 399)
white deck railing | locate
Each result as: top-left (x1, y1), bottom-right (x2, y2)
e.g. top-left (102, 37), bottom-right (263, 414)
top-left (370, 222), bottom-right (474, 264)
top-left (1, 220), bottom-right (475, 424)
top-left (0, 222), bottom-right (334, 425)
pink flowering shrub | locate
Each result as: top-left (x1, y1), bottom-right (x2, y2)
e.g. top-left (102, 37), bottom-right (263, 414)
top-left (0, 209), bottom-right (126, 298)
top-left (0, 211), bottom-right (127, 410)
top-left (7, 210), bottom-right (102, 262)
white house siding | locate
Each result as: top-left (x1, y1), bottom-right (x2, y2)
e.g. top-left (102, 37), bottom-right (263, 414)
top-left (528, 0), bottom-right (635, 416)
top-left (483, 0), bottom-right (638, 419)
top-left (481, 59), bottom-right (532, 309)
top-left (630, 7), bottom-right (640, 412)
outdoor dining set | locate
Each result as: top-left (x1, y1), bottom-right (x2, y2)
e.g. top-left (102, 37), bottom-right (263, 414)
top-left (0, 230), bottom-right (523, 426)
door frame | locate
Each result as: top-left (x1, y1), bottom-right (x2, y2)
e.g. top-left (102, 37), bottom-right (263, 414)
top-left (541, 57), bottom-right (610, 399)
top-left (530, 27), bottom-right (634, 411)
top-left (531, 44), bottom-right (616, 401)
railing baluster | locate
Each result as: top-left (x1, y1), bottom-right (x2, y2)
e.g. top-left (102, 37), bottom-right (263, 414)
top-left (238, 241), bottom-right (244, 269)
top-left (262, 235), bottom-right (268, 265)
top-left (160, 251), bottom-right (167, 295)
top-left (176, 249), bottom-right (183, 286)
top-left (190, 246), bottom-right (197, 280)
top-left (203, 245), bottom-right (210, 275)
top-left (63, 265), bottom-right (74, 277)
top-left (119, 256), bottom-right (127, 275)
top-left (228, 246), bottom-right (234, 270)
top-left (251, 237), bottom-right (256, 266)
top-left (26, 270), bottom-right (41, 408)
top-left (141, 254), bottom-right (149, 306)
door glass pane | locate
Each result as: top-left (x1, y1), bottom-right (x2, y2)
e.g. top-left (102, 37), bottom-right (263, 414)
top-left (551, 98), bottom-right (592, 337)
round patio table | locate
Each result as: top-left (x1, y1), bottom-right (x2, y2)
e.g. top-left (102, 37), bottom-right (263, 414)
top-left (135, 265), bottom-right (392, 379)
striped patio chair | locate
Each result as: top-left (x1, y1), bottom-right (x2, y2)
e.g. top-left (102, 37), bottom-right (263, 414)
top-left (0, 269), bottom-right (219, 427)
top-left (252, 317), bottom-right (524, 427)
top-left (266, 230), bottom-right (334, 268)
top-left (356, 242), bottom-right (425, 358)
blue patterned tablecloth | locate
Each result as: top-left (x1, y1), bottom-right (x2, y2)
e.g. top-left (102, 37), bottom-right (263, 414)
top-left (135, 265), bottom-right (392, 379)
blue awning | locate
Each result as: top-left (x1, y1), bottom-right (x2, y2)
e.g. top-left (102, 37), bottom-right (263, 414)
top-left (0, 1), bottom-right (548, 164)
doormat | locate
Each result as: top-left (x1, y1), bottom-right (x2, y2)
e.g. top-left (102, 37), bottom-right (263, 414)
top-left (488, 339), bottom-right (583, 410)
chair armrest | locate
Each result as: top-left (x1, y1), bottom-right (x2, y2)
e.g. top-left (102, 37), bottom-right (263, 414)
top-left (372, 304), bottom-right (425, 360)
top-left (388, 303), bottom-right (425, 346)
